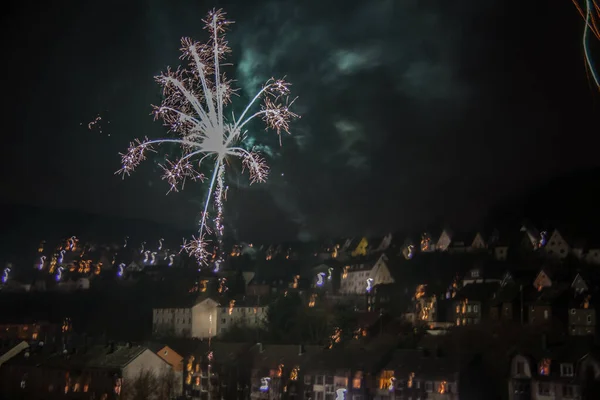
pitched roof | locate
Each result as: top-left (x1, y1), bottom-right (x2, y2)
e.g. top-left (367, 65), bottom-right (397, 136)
top-left (454, 282), bottom-right (500, 302)
top-left (384, 349), bottom-right (460, 381)
top-left (250, 344), bottom-right (321, 370)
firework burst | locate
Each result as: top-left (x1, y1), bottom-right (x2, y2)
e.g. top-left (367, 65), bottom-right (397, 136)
top-left (116, 9), bottom-right (299, 268)
top-left (572, 0), bottom-right (600, 90)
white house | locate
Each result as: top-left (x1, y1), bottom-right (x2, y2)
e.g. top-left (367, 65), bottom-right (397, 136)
top-left (340, 253), bottom-right (394, 295)
top-left (153, 296), bottom-right (268, 338)
top-left (543, 229), bottom-right (570, 259)
top-left (216, 298), bottom-right (268, 335)
top-left (470, 232), bottom-right (487, 250)
top-left (153, 297), bottom-right (219, 339)
top-left (436, 230), bottom-right (453, 251)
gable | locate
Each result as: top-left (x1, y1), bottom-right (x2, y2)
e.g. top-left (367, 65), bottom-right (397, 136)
top-left (534, 270), bottom-right (552, 290)
top-left (437, 230), bottom-right (452, 251)
top-left (373, 262), bottom-right (395, 285)
top-left (196, 298), bottom-right (219, 309)
top-left (510, 354), bottom-right (533, 377)
top-left (501, 272), bottom-right (513, 287)
top-left (548, 230), bottom-right (568, 248)
top-left (471, 233), bottom-right (486, 249)
top-left (571, 274), bottom-right (589, 293)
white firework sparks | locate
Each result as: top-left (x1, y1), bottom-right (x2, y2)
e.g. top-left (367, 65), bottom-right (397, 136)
top-left (116, 9), bottom-right (299, 267)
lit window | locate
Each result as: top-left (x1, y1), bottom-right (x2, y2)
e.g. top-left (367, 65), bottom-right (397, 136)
top-left (544, 310), bottom-right (549, 319)
top-left (539, 359), bottom-right (551, 376)
top-left (352, 372), bottom-right (362, 389)
top-left (473, 305), bottom-right (479, 313)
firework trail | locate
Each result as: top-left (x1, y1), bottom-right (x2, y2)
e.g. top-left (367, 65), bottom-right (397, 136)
top-left (572, 0), bottom-right (600, 90)
top-left (117, 9), bottom-right (299, 268)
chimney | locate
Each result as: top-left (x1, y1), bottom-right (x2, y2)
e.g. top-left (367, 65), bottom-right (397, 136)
top-left (299, 344), bottom-right (305, 356)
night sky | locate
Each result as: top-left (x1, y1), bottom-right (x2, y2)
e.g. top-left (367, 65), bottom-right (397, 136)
top-left (1, 0), bottom-right (598, 242)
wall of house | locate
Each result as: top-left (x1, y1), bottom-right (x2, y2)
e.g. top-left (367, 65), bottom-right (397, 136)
top-left (495, 246), bottom-right (508, 261)
top-left (437, 231), bottom-right (452, 251)
top-left (528, 305), bottom-right (552, 325)
top-left (585, 249), bottom-right (600, 265)
top-left (123, 349), bottom-right (170, 381)
top-left (217, 306), bottom-right (267, 335)
top-left (152, 307), bottom-right (192, 337)
top-left (544, 231), bottom-right (569, 259)
top-left (191, 300), bottom-right (218, 338)
top-left (453, 300), bottom-right (482, 325)
top-left (569, 308), bottom-right (596, 336)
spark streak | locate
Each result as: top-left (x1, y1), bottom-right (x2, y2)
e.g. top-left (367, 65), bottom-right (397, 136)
top-left (116, 9), bottom-right (299, 268)
top-left (572, 0), bottom-right (600, 89)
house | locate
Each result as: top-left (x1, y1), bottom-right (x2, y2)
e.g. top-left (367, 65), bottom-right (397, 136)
top-left (250, 343), bottom-right (320, 400)
top-left (527, 285), bottom-right (570, 327)
top-left (493, 238), bottom-right (510, 261)
top-left (491, 270), bottom-right (539, 323)
top-left (452, 282), bottom-right (500, 326)
top-left (182, 341), bottom-right (254, 400)
top-left (568, 293), bottom-right (596, 336)
top-left (436, 229), bottom-right (453, 252)
top-left (0, 343), bottom-right (172, 399)
top-left (303, 337), bottom-right (396, 400)
top-left (490, 284), bottom-right (524, 323)
top-left (585, 244), bottom-right (600, 265)
top-left (543, 229), bottom-right (570, 259)
top-left (461, 262), bottom-right (503, 286)
top-left (470, 232), bottom-right (487, 251)
top-left (507, 337), bottom-right (600, 400)
top-left (340, 254), bottom-right (394, 295)
top-left (533, 269), bottom-right (554, 292)
top-left (216, 296), bottom-right (268, 336)
top-left (377, 348), bottom-right (460, 400)
top-left (146, 343), bottom-right (184, 397)
top-left (374, 233), bottom-right (393, 253)
top-left (0, 322), bottom-right (59, 341)
top-left (448, 233), bottom-right (475, 253)
top-left (152, 296), bottom-right (219, 339)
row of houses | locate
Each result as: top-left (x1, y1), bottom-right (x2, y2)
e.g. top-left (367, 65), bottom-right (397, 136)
top-left (3, 331), bottom-right (600, 400)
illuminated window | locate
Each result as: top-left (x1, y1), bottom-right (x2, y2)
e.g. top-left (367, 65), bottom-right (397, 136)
top-left (352, 372), bottom-right (363, 389)
top-left (379, 370), bottom-right (394, 389)
top-left (539, 359), bottom-right (551, 376)
top-left (473, 305), bottom-right (479, 313)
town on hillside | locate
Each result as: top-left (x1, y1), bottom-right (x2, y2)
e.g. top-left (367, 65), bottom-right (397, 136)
top-left (2, 222), bottom-right (600, 399)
